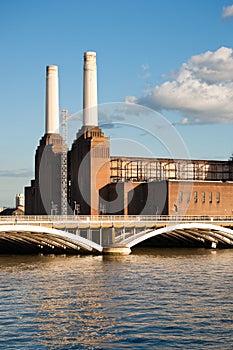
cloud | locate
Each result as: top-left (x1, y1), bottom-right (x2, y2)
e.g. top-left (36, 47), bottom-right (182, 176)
top-left (0, 169), bottom-right (33, 178)
top-left (138, 63), bottom-right (151, 79)
top-left (141, 63), bottom-right (150, 71)
top-left (222, 5), bottom-right (233, 19)
top-left (127, 47), bottom-right (233, 124)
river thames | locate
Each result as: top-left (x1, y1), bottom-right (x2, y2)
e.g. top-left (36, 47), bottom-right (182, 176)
top-left (0, 248), bottom-right (232, 349)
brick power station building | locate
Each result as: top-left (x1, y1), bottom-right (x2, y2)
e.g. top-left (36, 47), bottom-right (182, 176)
top-left (25, 52), bottom-right (233, 216)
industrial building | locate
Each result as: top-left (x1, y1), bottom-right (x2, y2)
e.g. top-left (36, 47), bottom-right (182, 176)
top-left (25, 52), bottom-right (233, 216)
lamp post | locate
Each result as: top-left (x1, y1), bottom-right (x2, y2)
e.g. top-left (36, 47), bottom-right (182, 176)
top-left (74, 201), bottom-right (80, 215)
top-left (51, 201), bottom-right (58, 215)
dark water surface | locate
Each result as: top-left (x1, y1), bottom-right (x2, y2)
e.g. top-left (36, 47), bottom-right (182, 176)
top-left (0, 248), bottom-right (232, 349)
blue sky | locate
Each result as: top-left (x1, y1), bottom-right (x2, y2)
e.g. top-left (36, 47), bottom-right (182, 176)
top-left (1, 0), bottom-right (233, 207)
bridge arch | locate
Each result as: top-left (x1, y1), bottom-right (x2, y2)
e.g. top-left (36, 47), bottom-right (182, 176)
top-left (0, 225), bottom-right (103, 253)
top-left (123, 223), bottom-right (233, 249)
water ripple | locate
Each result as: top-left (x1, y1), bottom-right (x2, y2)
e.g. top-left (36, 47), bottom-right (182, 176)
top-left (0, 249), bottom-right (232, 349)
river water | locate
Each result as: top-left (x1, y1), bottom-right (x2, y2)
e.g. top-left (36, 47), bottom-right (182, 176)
top-left (0, 248), bottom-right (232, 349)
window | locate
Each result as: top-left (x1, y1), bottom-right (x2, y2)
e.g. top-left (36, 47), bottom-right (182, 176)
top-left (179, 191), bottom-right (183, 203)
top-left (194, 191), bottom-right (198, 203)
top-left (187, 192), bottom-right (191, 203)
top-left (209, 192), bottom-right (212, 203)
top-left (201, 192), bottom-right (205, 203)
top-left (216, 192), bottom-right (220, 203)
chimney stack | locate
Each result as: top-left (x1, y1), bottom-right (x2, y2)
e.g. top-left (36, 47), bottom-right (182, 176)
top-left (45, 65), bottom-right (59, 134)
top-left (83, 51), bottom-right (98, 127)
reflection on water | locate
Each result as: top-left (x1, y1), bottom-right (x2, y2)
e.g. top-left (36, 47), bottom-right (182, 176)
top-left (0, 249), bottom-right (233, 349)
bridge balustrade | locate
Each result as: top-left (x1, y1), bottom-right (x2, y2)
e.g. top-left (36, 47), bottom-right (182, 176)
top-left (0, 214), bottom-right (233, 224)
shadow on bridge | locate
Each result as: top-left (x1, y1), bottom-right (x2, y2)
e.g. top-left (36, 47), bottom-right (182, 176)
top-left (118, 223), bottom-right (233, 250)
top-left (0, 225), bottom-right (102, 254)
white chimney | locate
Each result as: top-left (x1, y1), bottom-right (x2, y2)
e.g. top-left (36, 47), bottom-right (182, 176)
top-left (45, 65), bottom-right (59, 134)
top-left (83, 51), bottom-right (98, 127)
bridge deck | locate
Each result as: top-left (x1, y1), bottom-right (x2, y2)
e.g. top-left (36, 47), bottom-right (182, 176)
top-left (1, 214), bottom-right (233, 227)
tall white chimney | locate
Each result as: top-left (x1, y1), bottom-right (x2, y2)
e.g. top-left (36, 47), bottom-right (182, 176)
top-left (83, 51), bottom-right (98, 127)
top-left (45, 65), bottom-right (59, 134)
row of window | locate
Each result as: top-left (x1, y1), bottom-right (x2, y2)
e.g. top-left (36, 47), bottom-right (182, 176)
top-left (179, 191), bottom-right (220, 204)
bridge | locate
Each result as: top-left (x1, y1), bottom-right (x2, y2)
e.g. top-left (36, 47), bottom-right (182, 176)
top-left (0, 215), bottom-right (233, 254)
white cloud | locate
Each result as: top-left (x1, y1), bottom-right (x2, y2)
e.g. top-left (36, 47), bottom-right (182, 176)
top-left (0, 168), bottom-right (33, 178)
top-left (222, 5), bottom-right (233, 18)
top-left (138, 63), bottom-right (151, 79)
top-left (141, 63), bottom-right (150, 71)
top-left (127, 47), bottom-right (233, 124)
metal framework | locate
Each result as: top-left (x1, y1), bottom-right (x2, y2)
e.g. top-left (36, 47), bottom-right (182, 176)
top-left (110, 157), bottom-right (233, 182)
top-left (61, 109), bottom-right (68, 215)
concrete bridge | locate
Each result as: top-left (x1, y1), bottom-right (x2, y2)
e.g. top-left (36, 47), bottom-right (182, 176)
top-left (0, 215), bottom-right (233, 254)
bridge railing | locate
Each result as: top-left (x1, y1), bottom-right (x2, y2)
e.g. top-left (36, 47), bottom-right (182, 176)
top-left (0, 214), bottom-right (233, 223)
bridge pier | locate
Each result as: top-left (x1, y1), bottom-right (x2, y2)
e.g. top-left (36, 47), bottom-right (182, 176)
top-left (102, 246), bottom-right (131, 255)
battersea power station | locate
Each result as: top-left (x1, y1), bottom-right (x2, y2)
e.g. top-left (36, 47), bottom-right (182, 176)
top-left (25, 52), bottom-right (233, 216)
